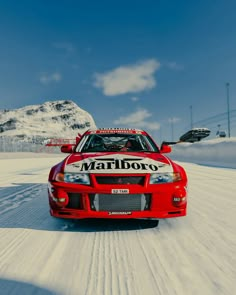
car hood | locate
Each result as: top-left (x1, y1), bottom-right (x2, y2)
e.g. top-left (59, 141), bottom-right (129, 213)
top-left (64, 152), bottom-right (173, 174)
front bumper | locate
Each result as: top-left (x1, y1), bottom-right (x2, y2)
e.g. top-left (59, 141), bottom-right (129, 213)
top-left (50, 207), bottom-right (186, 219)
top-left (48, 177), bottom-right (187, 219)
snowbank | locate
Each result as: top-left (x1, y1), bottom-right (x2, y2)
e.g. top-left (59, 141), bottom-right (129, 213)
top-left (171, 137), bottom-right (236, 169)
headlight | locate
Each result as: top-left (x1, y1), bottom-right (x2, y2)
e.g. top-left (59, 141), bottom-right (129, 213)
top-left (150, 172), bottom-right (182, 184)
top-left (55, 172), bottom-right (90, 185)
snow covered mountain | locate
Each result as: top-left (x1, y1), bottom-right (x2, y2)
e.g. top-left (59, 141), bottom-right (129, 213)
top-left (0, 100), bottom-right (96, 142)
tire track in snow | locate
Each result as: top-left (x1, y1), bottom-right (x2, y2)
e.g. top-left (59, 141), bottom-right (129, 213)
top-left (83, 231), bottom-right (101, 295)
top-left (110, 229), bottom-right (132, 295)
top-left (105, 230), bottom-right (117, 295)
top-left (0, 184), bottom-right (53, 230)
top-left (0, 184), bottom-right (43, 215)
top-left (82, 228), bottom-right (129, 295)
top-left (135, 228), bottom-right (168, 295)
top-left (138, 224), bottom-right (184, 295)
top-left (0, 229), bottom-right (31, 271)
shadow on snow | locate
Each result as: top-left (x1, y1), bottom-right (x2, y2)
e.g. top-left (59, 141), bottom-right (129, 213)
top-left (0, 278), bottom-right (59, 295)
top-left (0, 183), bottom-right (159, 232)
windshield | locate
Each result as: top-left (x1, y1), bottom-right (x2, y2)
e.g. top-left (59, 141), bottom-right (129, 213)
top-left (76, 133), bottom-right (159, 153)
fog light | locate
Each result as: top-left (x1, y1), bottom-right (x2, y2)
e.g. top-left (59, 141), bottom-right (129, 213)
top-left (173, 197), bottom-right (186, 202)
top-left (58, 198), bottom-right (66, 202)
top-left (172, 188), bottom-right (187, 207)
top-left (51, 190), bottom-right (69, 207)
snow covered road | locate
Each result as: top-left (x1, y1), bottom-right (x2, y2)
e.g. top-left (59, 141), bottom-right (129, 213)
top-left (0, 153), bottom-right (235, 295)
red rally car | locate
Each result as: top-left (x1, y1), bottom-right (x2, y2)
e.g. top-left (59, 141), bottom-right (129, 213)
top-left (48, 128), bottom-right (188, 221)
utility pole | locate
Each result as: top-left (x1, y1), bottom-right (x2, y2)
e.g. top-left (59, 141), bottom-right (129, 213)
top-left (190, 105), bottom-right (193, 129)
top-left (169, 118), bottom-right (174, 141)
top-left (226, 82), bottom-right (231, 138)
top-left (159, 126), bottom-right (162, 144)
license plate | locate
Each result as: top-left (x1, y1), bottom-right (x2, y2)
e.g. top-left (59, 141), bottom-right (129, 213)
top-left (111, 189), bottom-right (129, 194)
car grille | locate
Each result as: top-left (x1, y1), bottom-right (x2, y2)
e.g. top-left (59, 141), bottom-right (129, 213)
top-left (66, 193), bottom-right (82, 209)
top-left (89, 193), bottom-right (151, 211)
top-left (95, 176), bottom-right (145, 185)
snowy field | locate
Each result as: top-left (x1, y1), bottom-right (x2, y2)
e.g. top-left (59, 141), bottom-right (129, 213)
top-left (0, 139), bottom-right (236, 295)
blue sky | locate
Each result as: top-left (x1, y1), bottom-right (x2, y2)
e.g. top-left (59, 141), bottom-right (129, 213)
top-left (0, 0), bottom-right (236, 141)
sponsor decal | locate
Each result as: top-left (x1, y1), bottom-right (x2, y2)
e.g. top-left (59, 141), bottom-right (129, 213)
top-left (89, 128), bottom-right (143, 134)
top-left (108, 211), bottom-right (132, 215)
top-left (66, 154), bottom-right (172, 174)
top-left (97, 130), bottom-right (135, 134)
top-left (111, 189), bottom-right (129, 194)
top-left (71, 158), bottom-right (159, 172)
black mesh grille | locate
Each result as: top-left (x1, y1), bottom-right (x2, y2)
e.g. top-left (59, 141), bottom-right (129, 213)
top-left (95, 176), bottom-right (145, 185)
top-left (89, 193), bottom-right (151, 211)
top-left (66, 193), bottom-right (82, 209)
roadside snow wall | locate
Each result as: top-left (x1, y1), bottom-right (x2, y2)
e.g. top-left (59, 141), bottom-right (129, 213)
top-left (170, 138), bottom-right (236, 169)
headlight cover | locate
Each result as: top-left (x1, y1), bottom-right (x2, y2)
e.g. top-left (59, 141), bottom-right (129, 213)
top-left (55, 172), bottom-right (90, 185)
top-left (65, 173), bottom-right (90, 184)
top-left (150, 172), bottom-right (182, 184)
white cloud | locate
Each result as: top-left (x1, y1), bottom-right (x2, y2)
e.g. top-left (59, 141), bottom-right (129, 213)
top-left (113, 108), bottom-right (160, 131)
top-left (166, 62), bottom-right (184, 70)
top-left (94, 59), bottom-right (160, 96)
top-left (39, 72), bottom-right (62, 85)
top-left (114, 109), bottom-right (151, 124)
top-left (135, 121), bottom-right (161, 130)
top-left (131, 96), bottom-right (139, 102)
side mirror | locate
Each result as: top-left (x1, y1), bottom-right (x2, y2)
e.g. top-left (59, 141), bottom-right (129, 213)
top-left (160, 144), bottom-right (172, 153)
top-left (61, 144), bottom-right (74, 153)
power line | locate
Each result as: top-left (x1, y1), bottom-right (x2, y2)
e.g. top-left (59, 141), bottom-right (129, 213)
top-left (182, 109), bottom-right (236, 137)
top-left (193, 110), bottom-right (236, 126)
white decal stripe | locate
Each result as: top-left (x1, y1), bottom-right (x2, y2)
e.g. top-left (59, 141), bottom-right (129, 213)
top-left (65, 154), bottom-right (173, 174)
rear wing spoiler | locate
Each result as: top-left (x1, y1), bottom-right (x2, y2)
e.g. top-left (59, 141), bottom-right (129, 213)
top-left (161, 128), bottom-right (211, 147)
